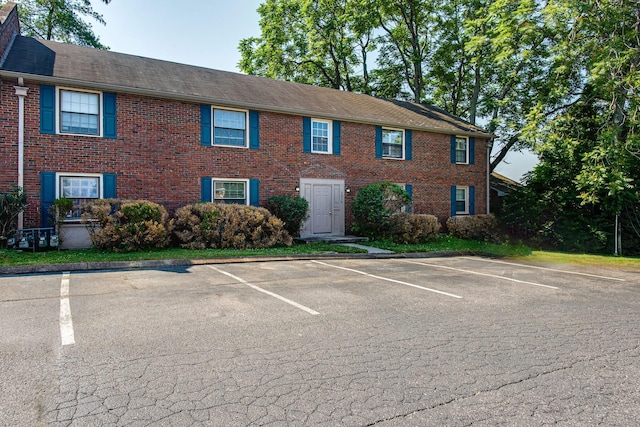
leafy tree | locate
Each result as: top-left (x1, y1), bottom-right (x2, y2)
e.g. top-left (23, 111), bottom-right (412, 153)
top-left (501, 91), bottom-right (640, 254)
top-left (239, 0), bottom-right (377, 92)
top-left (373, 0), bottom-right (436, 102)
top-left (4, 0), bottom-right (111, 49)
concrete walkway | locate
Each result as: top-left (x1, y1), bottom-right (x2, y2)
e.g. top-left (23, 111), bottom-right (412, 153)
top-left (340, 243), bottom-right (395, 254)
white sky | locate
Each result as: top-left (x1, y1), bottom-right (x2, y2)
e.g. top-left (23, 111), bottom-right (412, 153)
top-left (91, 0), bottom-right (536, 182)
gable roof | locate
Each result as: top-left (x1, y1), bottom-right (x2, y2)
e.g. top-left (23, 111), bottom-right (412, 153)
top-left (1, 35), bottom-right (491, 138)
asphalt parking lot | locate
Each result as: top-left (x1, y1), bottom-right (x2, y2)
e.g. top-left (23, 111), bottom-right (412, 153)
top-left (1, 256), bottom-right (639, 426)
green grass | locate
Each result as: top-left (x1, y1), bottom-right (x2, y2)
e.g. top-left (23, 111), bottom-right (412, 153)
top-left (519, 251), bottom-right (640, 269)
top-left (2, 237), bottom-right (638, 270)
top-left (364, 236), bottom-right (533, 257)
top-left (0, 243), bottom-right (366, 267)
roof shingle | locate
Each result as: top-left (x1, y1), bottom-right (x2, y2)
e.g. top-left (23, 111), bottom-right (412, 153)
top-left (1, 36), bottom-right (491, 137)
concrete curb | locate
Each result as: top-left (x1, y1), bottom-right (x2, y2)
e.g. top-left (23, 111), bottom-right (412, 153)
top-left (0, 251), bottom-right (474, 276)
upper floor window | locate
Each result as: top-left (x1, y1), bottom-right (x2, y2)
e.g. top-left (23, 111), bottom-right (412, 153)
top-left (312, 119), bottom-right (332, 154)
top-left (59, 174), bottom-right (101, 219)
top-left (214, 179), bottom-right (248, 204)
top-left (382, 128), bottom-right (404, 159)
top-left (59, 89), bottom-right (100, 136)
top-left (455, 136), bottom-right (469, 164)
top-left (214, 108), bottom-right (247, 147)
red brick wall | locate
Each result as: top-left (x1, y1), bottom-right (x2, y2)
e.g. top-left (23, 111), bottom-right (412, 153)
top-left (0, 79), bottom-right (488, 230)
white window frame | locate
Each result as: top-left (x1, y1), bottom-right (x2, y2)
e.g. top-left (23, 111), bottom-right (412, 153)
top-left (395, 183), bottom-right (410, 212)
top-left (212, 106), bottom-right (249, 148)
top-left (311, 118), bottom-right (332, 154)
top-left (455, 136), bottom-right (469, 164)
top-left (455, 186), bottom-right (469, 215)
top-left (57, 87), bottom-right (103, 137)
top-left (212, 178), bottom-right (250, 205)
top-left (382, 127), bottom-right (405, 160)
top-left (55, 173), bottom-right (103, 221)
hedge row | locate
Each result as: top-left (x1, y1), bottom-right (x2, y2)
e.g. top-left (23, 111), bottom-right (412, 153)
top-left (446, 214), bottom-right (503, 243)
top-left (82, 199), bottom-right (292, 252)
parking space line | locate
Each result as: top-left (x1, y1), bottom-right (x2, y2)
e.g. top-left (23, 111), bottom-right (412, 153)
top-left (399, 259), bottom-right (559, 290)
top-left (312, 260), bottom-right (463, 299)
top-left (59, 272), bottom-right (75, 346)
top-left (208, 266), bottom-right (320, 315)
top-left (460, 256), bottom-right (626, 282)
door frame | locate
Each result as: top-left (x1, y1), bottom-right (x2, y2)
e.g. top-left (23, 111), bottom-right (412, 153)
top-left (299, 178), bottom-right (345, 238)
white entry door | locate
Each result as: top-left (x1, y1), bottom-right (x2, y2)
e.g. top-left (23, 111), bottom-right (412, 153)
top-left (300, 179), bottom-right (345, 237)
top-left (313, 184), bottom-right (333, 234)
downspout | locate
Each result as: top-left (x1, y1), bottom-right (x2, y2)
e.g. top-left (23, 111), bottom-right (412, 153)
top-left (14, 77), bottom-right (28, 229)
top-left (486, 138), bottom-right (494, 214)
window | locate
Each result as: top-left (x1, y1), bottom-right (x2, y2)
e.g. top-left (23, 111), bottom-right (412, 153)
top-left (59, 175), bottom-right (101, 219)
top-left (456, 186), bottom-right (469, 214)
top-left (312, 119), bottom-right (332, 153)
top-left (214, 180), bottom-right (248, 204)
top-left (59, 89), bottom-right (100, 135)
top-left (382, 128), bottom-right (404, 159)
top-left (455, 136), bottom-right (469, 164)
top-left (214, 108), bottom-right (247, 147)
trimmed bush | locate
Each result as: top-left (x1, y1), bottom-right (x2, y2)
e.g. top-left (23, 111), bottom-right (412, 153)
top-left (265, 195), bottom-right (309, 237)
top-left (387, 212), bottom-right (441, 244)
top-left (446, 214), bottom-right (502, 243)
top-left (82, 199), bottom-right (173, 252)
top-left (352, 182), bottom-right (411, 238)
top-left (173, 203), bottom-right (293, 249)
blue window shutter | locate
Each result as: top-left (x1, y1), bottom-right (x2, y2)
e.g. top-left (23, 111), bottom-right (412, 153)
top-left (375, 126), bottom-right (382, 158)
top-left (250, 178), bottom-right (260, 207)
top-left (405, 184), bottom-right (412, 213)
top-left (40, 85), bottom-right (55, 134)
top-left (450, 135), bottom-right (457, 164)
top-left (469, 185), bottom-right (475, 215)
top-left (249, 110), bottom-right (260, 150)
top-left (201, 177), bottom-right (213, 202)
top-left (405, 130), bottom-right (412, 160)
top-left (469, 137), bottom-right (475, 165)
top-left (303, 117), bottom-right (311, 153)
top-left (40, 172), bottom-right (56, 227)
top-left (450, 185), bottom-right (457, 217)
top-left (333, 120), bottom-right (341, 156)
top-left (200, 105), bottom-right (212, 146)
top-left (103, 92), bottom-right (117, 139)
top-left (103, 173), bottom-right (117, 198)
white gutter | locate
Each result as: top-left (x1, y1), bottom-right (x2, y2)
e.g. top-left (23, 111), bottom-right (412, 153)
top-left (14, 77), bottom-right (28, 229)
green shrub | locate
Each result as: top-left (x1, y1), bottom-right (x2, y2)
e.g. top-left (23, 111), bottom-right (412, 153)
top-left (265, 195), bottom-right (309, 237)
top-left (82, 199), bottom-right (173, 252)
top-left (49, 197), bottom-right (73, 231)
top-left (446, 214), bottom-right (502, 243)
top-left (173, 203), bottom-right (292, 249)
top-left (387, 213), bottom-right (441, 244)
top-left (352, 182), bottom-right (411, 238)
top-left (0, 185), bottom-right (27, 247)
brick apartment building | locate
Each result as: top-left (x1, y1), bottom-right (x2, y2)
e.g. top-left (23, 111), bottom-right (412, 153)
top-left (0, 2), bottom-right (492, 245)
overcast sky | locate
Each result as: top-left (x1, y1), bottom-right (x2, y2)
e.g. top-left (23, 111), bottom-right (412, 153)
top-left (91, 0), bottom-right (537, 182)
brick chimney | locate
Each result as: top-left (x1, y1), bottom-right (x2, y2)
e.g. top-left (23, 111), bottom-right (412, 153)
top-left (0, 2), bottom-right (20, 64)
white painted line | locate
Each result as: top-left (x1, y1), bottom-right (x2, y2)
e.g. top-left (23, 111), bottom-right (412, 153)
top-left (208, 266), bottom-right (320, 315)
top-left (59, 272), bottom-right (75, 346)
top-left (399, 259), bottom-right (559, 290)
top-left (460, 256), bottom-right (626, 282)
top-left (312, 260), bottom-right (463, 299)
